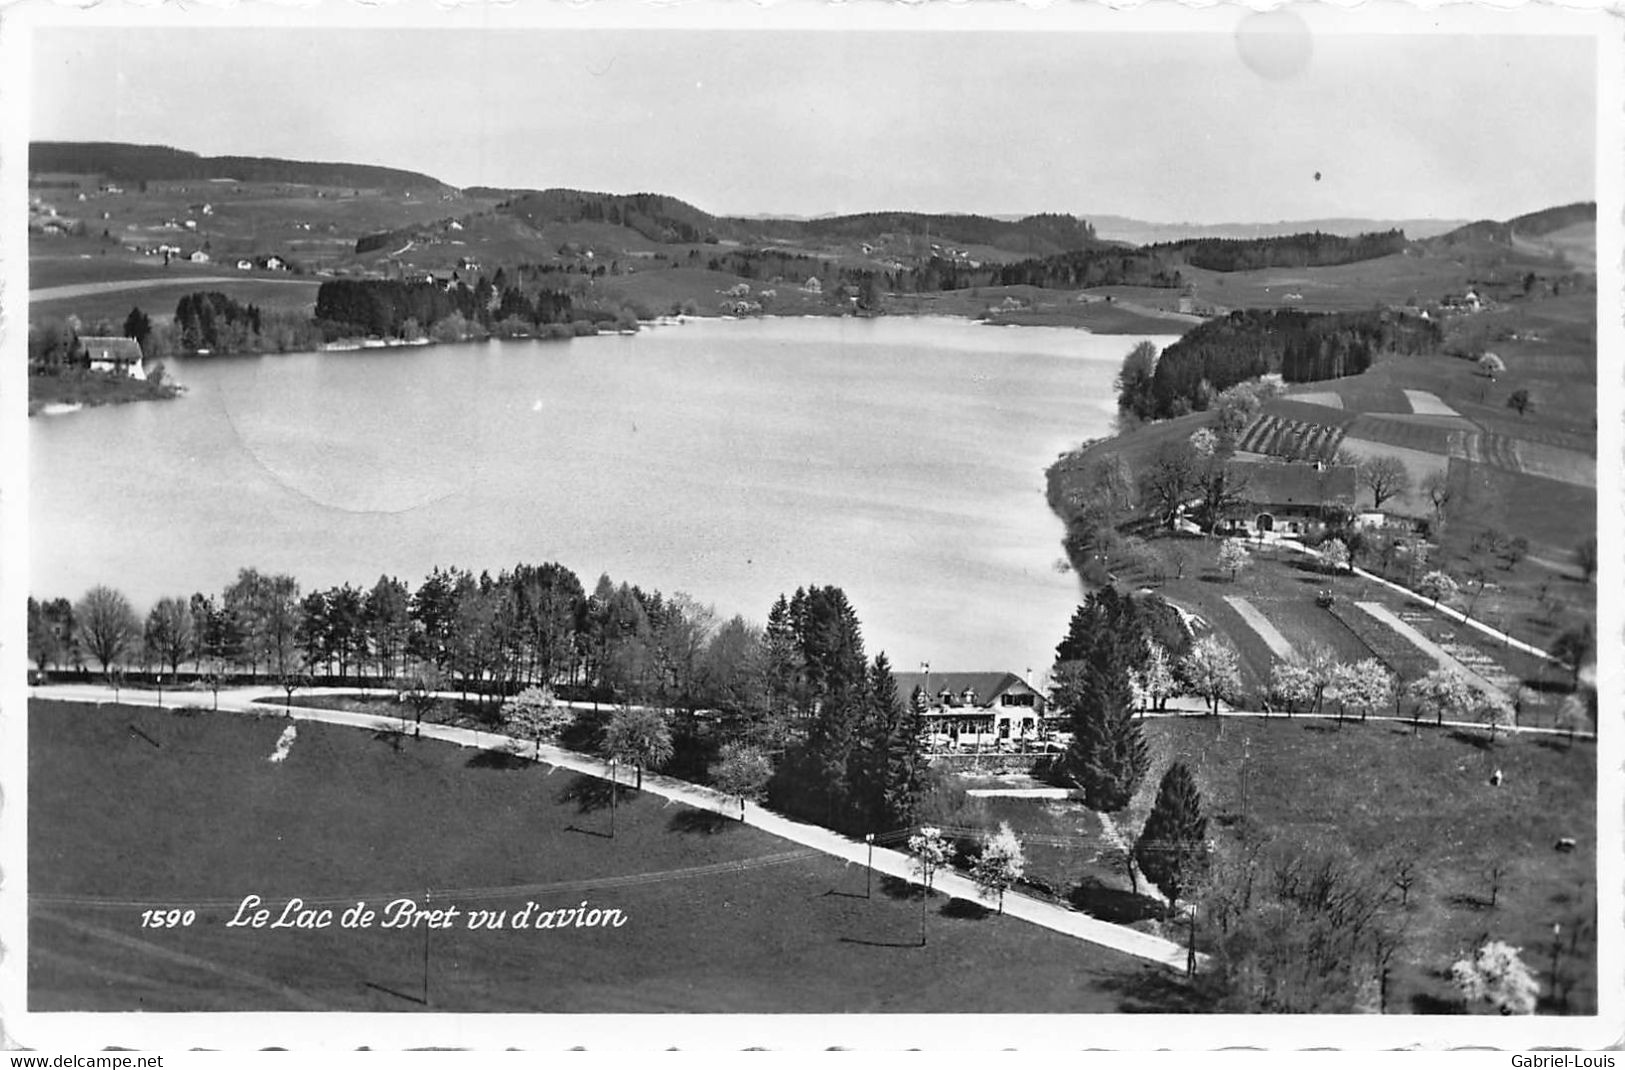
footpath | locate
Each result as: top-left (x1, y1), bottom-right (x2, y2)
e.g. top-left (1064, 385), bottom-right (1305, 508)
top-left (27, 683), bottom-right (1196, 972)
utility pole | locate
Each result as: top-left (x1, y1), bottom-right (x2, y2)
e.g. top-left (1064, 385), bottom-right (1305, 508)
top-left (1240, 736), bottom-right (1251, 825)
top-left (1549, 923), bottom-right (1563, 1010)
top-left (422, 888), bottom-right (431, 1007)
top-left (866, 833), bottom-right (875, 899)
top-left (609, 758), bottom-right (617, 839)
top-left (1186, 907), bottom-right (1197, 978)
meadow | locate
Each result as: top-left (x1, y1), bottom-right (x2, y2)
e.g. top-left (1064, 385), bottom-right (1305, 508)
top-left (971, 713), bottom-right (1597, 1015)
top-left (28, 701), bottom-right (1167, 1013)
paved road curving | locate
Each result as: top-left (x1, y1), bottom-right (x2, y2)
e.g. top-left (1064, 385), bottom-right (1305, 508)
top-left (29, 684), bottom-right (1198, 972)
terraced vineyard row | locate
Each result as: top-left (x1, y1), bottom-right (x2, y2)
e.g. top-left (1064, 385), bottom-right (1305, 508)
top-left (1237, 414), bottom-right (1348, 461)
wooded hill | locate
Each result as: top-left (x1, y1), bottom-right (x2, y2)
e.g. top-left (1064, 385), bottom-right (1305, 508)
top-left (30, 142), bottom-right (452, 195)
top-left (1426, 201), bottom-right (1595, 250)
top-left (1150, 229), bottom-right (1409, 273)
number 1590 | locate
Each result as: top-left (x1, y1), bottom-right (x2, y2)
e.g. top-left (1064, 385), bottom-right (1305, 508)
top-left (141, 908), bottom-right (196, 928)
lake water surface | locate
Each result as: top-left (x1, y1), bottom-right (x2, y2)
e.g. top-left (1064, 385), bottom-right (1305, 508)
top-left (30, 317), bottom-right (1174, 672)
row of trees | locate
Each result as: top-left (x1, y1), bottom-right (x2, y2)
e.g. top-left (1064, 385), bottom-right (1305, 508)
top-left (479, 585), bottom-right (937, 850)
top-left (312, 277), bottom-right (583, 341)
top-left (31, 565), bottom-right (775, 713)
top-left (31, 573), bottom-right (939, 844)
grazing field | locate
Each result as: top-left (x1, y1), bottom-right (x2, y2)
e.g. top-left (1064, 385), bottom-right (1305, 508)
top-left (1329, 436), bottom-right (1451, 514)
top-left (1148, 716), bottom-right (1597, 1014)
top-left (1343, 413), bottom-right (1462, 455)
top-left (28, 701), bottom-right (1165, 1013)
top-left (1179, 252), bottom-right (1478, 311)
top-left (956, 713), bottom-right (1596, 1015)
top-left (31, 277), bottom-right (322, 325)
top-left (893, 287), bottom-right (1198, 335)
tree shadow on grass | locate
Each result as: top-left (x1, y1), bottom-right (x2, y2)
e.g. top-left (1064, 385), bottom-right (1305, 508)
top-left (1535, 736), bottom-right (1585, 754)
top-left (363, 980), bottom-right (426, 1006)
top-left (555, 773), bottom-right (632, 815)
top-left (1409, 991), bottom-right (1463, 1014)
top-left (667, 810), bottom-right (734, 835)
top-left (1448, 892), bottom-right (1490, 911)
top-left (1299, 722), bottom-right (1339, 734)
top-left (467, 747), bottom-right (531, 770)
top-left (369, 721), bottom-right (407, 751)
top-left (1447, 729), bottom-right (1498, 752)
top-left (838, 935), bottom-right (922, 949)
top-left (879, 875), bottom-right (923, 901)
top-left (1095, 965), bottom-right (1213, 1013)
top-left (1068, 877), bottom-right (1166, 925)
top-left (940, 896), bottom-right (992, 920)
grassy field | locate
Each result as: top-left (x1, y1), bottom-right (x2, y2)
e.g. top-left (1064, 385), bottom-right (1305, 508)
top-left (28, 701), bottom-right (1170, 1013)
top-left (889, 286), bottom-right (1199, 335)
top-left (27, 369), bottom-right (185, 414)
top-left (31, 277), bottom-right (322, 326)
top-left (962, 714), bottom-right (1597, 1014)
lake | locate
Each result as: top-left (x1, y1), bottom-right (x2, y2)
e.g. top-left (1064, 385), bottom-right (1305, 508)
top-left (29, 317), bottom-right (1175, 674)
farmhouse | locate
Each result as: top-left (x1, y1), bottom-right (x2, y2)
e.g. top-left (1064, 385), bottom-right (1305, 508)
top-left (1222, 458), bottom-right (1356, 536)
top-left (891, 671), bottom-right (1048, 747)
top-left (80, 336), bottom-right (146, 380)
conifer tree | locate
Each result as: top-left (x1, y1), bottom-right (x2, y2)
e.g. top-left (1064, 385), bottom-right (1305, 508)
top-left (1134, 762), bottom-right (1211, 915)
top-left (1073, 702), bottom-right (1150, 813)
top-left (1054, 588), bottom-right (1151, 813)
top-left (874, 655), bottom-right (929, 829)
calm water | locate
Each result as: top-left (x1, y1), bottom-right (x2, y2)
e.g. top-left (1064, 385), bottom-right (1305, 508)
top-left (30, 317), bottom-right (1173, 672)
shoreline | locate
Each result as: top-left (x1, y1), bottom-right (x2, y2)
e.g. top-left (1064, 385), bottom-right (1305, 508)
top-left (28, 309), bottom-right (1191, 417)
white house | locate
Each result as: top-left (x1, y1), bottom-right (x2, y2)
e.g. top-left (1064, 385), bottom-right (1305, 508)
top-left (81, 336), bottom-right (146, 380)
top-left (891, 670), bottom-right (1049, 749)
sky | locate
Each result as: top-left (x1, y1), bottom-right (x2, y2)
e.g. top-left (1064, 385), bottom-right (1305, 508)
top-left (26, 18), bottom-right (1599, 224)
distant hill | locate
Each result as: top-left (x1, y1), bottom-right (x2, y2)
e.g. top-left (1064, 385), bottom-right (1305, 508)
top-left (1090, 215), bottom-right (1470, 246)
top-left (29, 142), bottom-right (451, 195)
top-left (1428, 202), bottom-right (1595, 249)
top-left (731, 211), bottom-right (1099, 257)
top-left (501, 188), bottom-right (727, 245)
top-left (483, 189), bottom-right (1103, 257)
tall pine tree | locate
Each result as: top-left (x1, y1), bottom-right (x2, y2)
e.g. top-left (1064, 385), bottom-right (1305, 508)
top-left (872, 654), bottom-right (929, 831)
top-left (1054, 588), bottom-right (1151, 813)
top-left (1134, 762), bottom-right (1210, 915)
